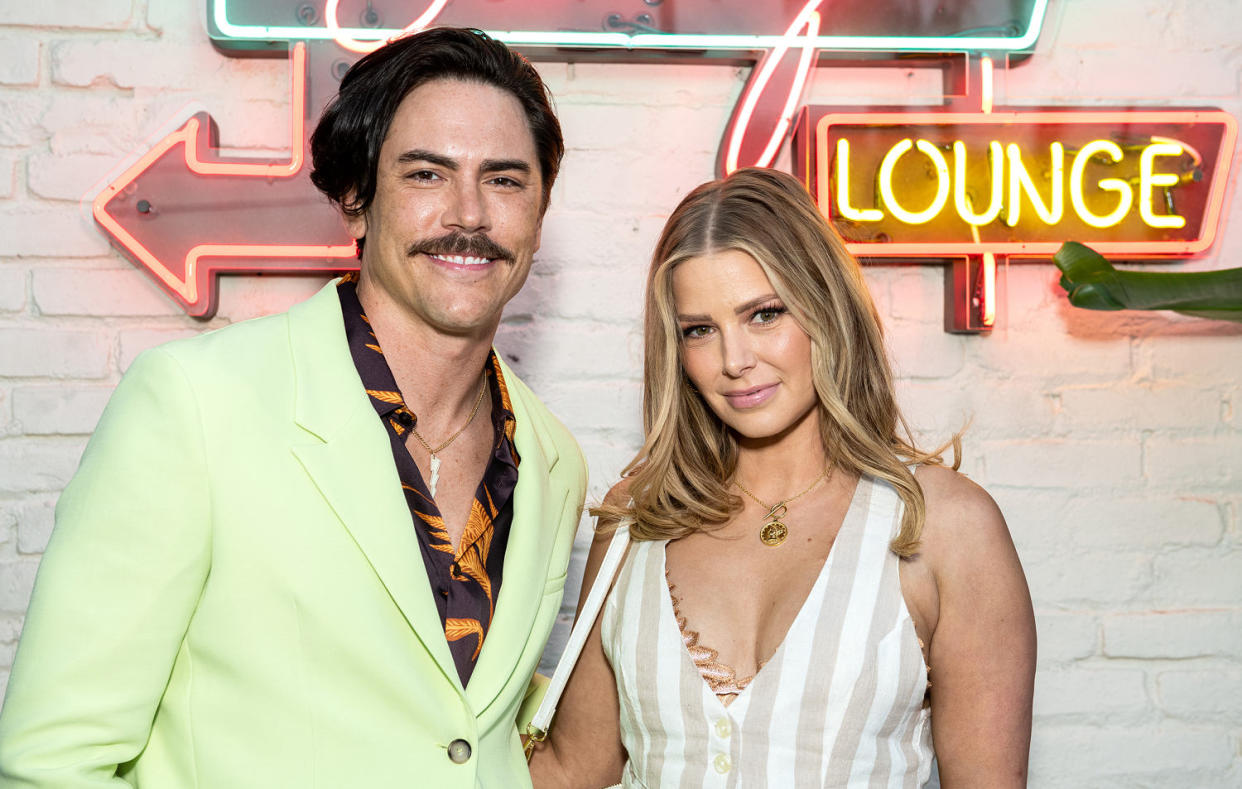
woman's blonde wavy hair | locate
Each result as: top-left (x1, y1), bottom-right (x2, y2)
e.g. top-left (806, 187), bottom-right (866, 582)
top-left (595, 168), bottom-right (958, 556)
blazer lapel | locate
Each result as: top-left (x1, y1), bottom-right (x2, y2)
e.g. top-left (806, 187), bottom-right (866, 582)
top-left (286, 283), bottom-right (461, 691)
top-left (466, 356), bottom-right (568, 715)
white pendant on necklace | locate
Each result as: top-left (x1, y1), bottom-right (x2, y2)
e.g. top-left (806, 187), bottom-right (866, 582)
top-left (428, 453), bottom-right (441, 498)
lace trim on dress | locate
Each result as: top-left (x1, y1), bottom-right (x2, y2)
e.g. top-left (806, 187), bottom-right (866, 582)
top-left (667, 570), bottom-right (762, 698)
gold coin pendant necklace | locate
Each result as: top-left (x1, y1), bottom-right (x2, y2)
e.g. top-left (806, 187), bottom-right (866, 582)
top-left (735, 467), bottom-right (832, 547)
top-left (409, 373), bottom-right (488, 497)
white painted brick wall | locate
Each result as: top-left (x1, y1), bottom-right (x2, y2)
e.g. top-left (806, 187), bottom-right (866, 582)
top-left (0, 37), bottom-right (39, 87)
top-left (1, 1), bottom-right (1239, 784)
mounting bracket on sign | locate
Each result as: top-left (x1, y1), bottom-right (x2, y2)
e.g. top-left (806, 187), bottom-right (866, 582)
top-left (944, 55), bottom-right (1001, 334)
top-left (946, 253), bottom-right (999, 333)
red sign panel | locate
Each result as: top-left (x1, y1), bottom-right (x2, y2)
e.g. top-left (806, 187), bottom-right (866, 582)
top-left (793, 108), bottom-right (1237, 259)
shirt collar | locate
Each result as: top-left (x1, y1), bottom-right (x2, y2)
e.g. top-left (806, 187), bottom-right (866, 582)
top-left (337, 275), bottom-right (517, 444)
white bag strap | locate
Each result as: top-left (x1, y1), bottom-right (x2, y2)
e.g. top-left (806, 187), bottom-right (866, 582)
top-left (525, 522), bottom-right (631, 753)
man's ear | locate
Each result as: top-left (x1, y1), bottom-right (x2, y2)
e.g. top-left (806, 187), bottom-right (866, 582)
top-left (342, 192), bottom-right (367, 241)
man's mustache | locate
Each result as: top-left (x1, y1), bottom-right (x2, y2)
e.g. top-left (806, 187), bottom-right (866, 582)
top-left (407, 232), bottom-right (513, 262)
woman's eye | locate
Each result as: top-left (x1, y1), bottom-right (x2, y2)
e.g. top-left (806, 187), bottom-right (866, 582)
top-left (681, 325), bottom-right (713, 339)
top-left (753, 307), bottom-right (785, 324)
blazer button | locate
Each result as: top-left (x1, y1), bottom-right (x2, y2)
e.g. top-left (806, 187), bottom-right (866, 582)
top-left (447, 739), bottom-right (472, 764)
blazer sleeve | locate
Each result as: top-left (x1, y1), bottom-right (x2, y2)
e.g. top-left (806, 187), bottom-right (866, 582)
top-left (0, 347), bottom-right (212, 787)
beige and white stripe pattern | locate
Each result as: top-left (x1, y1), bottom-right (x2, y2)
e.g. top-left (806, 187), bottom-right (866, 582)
top-left (600, 477), bottom-right (933, 788)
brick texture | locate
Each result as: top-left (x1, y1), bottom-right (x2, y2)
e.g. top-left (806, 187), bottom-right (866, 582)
top-left (32, 267), bottom-right (182, 317)
top-left (1103, 611), bottom-right (1242, 659)
top-left (0, 329), bottom-right (110, 378)
top-left (0, 268), bottom-right (27, 312)
top-left (0, 37), bottom-right (39, 86)
top-left (0, 152), bottom-right (17, 199)
top-left (0, 204), bottom-right (112, 257)
top-left (11, 384), bottom-right (115, 434)
top-left (26, 152), bottom-right (124, 202)
top-left (14, 497), bottom-right (55, 555)
top-left (0, 1), bottom-right (133, 30)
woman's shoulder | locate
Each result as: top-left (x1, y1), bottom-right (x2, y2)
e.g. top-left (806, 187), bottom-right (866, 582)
top-left (602, 477), bottom-right (635, 510)
top-left (912, 463), bottom-right (1010, 559)
top-left (586, 477), bottom-right (635, 556)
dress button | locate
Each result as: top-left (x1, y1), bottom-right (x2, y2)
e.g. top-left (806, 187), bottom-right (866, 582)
top-left (447, 739), bottom-right (472, 764)
top-left (713, 753), bottom-right (731, 774)
top-left (714, 718), bottom-right (731, 738)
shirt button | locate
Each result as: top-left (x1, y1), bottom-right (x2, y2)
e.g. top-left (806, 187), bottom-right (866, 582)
top-left (447, 739), bottom-right (472, 764)
top-left (714, 718), bottom-right (731, 738)
top-left (713, 753), bottom-right (731, 774)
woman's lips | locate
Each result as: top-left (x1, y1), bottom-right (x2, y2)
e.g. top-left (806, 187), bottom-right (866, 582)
top-left (723, 383), bottom-right (778, 408)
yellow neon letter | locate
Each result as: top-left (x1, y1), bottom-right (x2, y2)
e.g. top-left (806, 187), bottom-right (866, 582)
top-left (835, 139), bottom-right (883, 222)
top-left (1069, 139), bottom-right (1133, 228)
top-left (1006, 142), bottom-right (1064, 226)
top-left (879, 139), bottom-right (950, 225)
top-left (953, 140), bottom-right (1004, 226)
top-left (1139, 141), bottom-right (1186, 229)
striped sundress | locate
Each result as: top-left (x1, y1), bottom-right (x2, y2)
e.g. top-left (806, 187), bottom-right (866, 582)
top-left (600, 476), bottom-right (933, 788)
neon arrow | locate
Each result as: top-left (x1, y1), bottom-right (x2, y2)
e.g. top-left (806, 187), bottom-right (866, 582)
top-left (91, 42), bottom-right (357, 317)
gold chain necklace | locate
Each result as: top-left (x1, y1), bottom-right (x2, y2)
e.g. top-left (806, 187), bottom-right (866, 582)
top-left (409, 373), bottom-right (488, 497)
top-left (734, 467), bottom-right (832, 547)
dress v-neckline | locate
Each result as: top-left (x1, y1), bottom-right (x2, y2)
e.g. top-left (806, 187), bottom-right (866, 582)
top-left (660, 476), bottom-right (869, 713)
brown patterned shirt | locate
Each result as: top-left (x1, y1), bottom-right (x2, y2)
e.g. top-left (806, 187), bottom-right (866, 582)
top-left (337, 275), bottom-right (520, 687)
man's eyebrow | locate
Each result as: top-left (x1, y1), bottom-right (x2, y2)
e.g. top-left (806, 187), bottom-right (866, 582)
top-left (481, 158), bottom-right (532, 175)
top-left (395, 149), bottom-right (458, 169)
top-left (392, 151), bottom-right (532, 178)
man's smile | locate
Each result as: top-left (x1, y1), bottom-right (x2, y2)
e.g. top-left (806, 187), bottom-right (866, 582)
top-left (426, 253), bottom-right (500, 270)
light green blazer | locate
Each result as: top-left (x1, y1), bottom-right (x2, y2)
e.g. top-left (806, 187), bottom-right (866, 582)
top-left (0, 282), bottom-right (587, 788)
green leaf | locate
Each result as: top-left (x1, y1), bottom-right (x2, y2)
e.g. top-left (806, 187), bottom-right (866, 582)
top-left (1052, 241), bottom-right (1242, 322)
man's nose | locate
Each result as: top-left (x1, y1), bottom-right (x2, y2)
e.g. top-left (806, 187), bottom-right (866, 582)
top-left (443, 180), bottom-right (490, 233)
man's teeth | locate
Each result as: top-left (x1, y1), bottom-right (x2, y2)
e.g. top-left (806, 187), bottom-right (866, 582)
top-left (435, 254), bottom-right (491, 266)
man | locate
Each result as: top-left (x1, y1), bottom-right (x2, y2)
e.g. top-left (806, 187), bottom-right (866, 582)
top-left (0, 28), bottom-right (585, 788)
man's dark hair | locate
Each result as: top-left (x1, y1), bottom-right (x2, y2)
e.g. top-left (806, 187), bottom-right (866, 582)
top-left (310, 27), bottom-right (564, 243)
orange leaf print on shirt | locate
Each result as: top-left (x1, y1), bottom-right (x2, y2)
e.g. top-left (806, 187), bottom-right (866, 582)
top-left (445, 617), bottom-right (485, 660)
top-left (454, 498), bottom-right (496, 617)
top-left (366, 389), bottom-right (403, 405)
top-left (411, 502), bottom-right (455, 555)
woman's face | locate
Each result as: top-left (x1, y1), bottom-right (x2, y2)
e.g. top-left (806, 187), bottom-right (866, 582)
top-left (672, 249), bottom-right (819, 443)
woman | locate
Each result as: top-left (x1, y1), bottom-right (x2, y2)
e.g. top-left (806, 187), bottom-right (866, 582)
top-left (529, 168), bottom-right (1035, 787)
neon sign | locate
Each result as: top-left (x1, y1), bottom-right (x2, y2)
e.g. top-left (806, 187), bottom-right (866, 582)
top-left (795, 109), bottom-right (1237, 258)
top-left (94, 0), bottom-right (1237, 332)
top-left (207, 0), bottom-right (1049, 174)
top-left (91, 42), bottom-right (356, 317)
top-left (95, 0), bottom-right (1053, 319)
top-left (209, 0), bottom-right (1048, 53)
